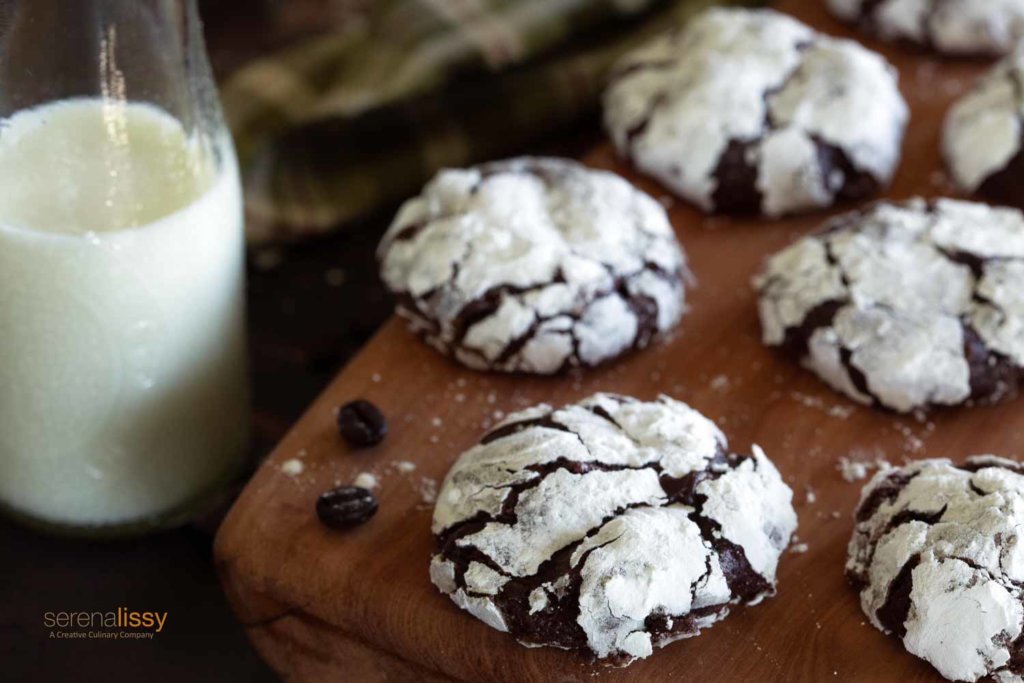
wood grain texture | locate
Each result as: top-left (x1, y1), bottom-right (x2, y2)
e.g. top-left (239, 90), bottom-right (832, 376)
top-left (214, 2), bottom-right (1010, 680)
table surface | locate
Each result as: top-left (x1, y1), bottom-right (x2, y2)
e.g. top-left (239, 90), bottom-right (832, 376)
top-left (213, 2), bottom-right (1013, 682)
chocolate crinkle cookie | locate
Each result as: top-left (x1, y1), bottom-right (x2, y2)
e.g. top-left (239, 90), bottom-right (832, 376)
top-left (828, 0), bottom-right (1024, 56)
top-left (429, 393), bottom-right (797, 665)
top-left (849, 457), bottom-right (1024, 683)
top-left (603, 8), bottom-right (907, 218)
top-left (756, 198), bottom-right (1024, 413)
top-left (944, 46), bottom-right (1024, 207)
top-left (377, 157), bottom-right (688, 374)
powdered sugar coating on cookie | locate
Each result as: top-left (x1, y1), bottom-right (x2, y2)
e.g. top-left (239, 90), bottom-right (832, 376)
top-left (944, 46), bottom-right (1024, 206)
top-left (848, 456), bottom-right (1024, 682)
top-left (829, 0), bottom-right (1024, 56)
top-left (430, 393), bottom-right (797, 664)
top-left (377, 158), bottom-right (687, 374)
top-left (756, 198), bottom-right (1024, 413)
top-left (603, 8), bottom-right (906, 217)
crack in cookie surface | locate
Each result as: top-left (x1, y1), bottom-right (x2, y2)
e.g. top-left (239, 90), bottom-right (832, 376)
top-left (602, 8), bottom-right (906, 217)
top-left (756, 198), bottom-right (1024, 413)
top-left (430, 393), bottom-right (797, 664)
top-left (828, 0), bottom-right (1024, 56)
top-left (848, 457), bottom-right (1024, 682)
top-left (377, 157), bottom-right (687, 374)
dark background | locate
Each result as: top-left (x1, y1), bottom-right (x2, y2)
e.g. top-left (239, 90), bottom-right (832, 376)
top-left (0, 2), bottom-right (595, 681)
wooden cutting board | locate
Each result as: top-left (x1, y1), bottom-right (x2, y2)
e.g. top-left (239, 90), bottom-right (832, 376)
top-left (214, 2), bottom-right (1008, 681)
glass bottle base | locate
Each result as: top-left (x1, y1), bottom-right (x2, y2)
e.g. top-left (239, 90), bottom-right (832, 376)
top-left (0, 451), bottom-right (249, 539)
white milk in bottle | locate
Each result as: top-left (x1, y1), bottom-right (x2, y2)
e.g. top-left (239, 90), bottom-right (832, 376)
top-left (0, 98), bottom-right (250, 530)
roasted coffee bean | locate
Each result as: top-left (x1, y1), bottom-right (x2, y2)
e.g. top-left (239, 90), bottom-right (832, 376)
top-left (336, 399), bottom-right (387, 447)
top-left (316, 486), bottom-right (378, 529)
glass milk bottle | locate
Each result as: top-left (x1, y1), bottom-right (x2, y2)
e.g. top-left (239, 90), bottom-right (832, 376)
top-left (0, 0), bottom-right (250, 535)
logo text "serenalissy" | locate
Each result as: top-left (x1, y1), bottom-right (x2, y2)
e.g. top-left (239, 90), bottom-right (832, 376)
top-left (44, 609), bottom-right (168, 632)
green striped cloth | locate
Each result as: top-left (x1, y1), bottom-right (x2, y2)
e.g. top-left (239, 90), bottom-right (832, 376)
top-left (223, 0), bottom-right (752, 244)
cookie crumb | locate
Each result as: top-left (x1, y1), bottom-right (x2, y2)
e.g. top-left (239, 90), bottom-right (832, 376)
top-left (839, 457), bottom-right (869, 482)
top-left (353, 472), bottom-right (378, 490)
top-left (419, 477), bottom-right (438, 505)
top-left (838, 455), bottom-right (890, 482)
top-left (280, 458), bottom-right (304, 476)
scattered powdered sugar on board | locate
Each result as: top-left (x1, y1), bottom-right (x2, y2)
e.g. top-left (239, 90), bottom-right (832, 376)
top-left (838, 453), bottom-right (891, 482)
top-left (280, 458), bottom-right (305, 476)
top-left (388, 460), bottom-right (436, 507)
top-left (805, 486), bottom-right (817, 504)
top-left (838, 458), bottom-right (870, 482)
top-left (347, 460), bottom-right (438, 508)
top-left (709, 374), bottom-right (730, 391)
top-left (327, 462), bottom-right (436, 509)
top-left (891, 420), bottom-right (926, 453)
top-left (419, 477), bottom-right (438, 506)
top-left (353, 472), bottom-right (378, 490)
top-left (790, 391), bottom-right (855, 419)
top-left (790, 542), bottom-right (809, 554)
